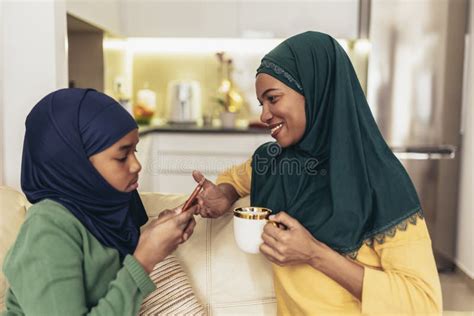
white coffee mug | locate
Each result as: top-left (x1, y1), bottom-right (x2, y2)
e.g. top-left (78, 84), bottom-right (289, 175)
top-left (233, 207), bottom-right (272, 254)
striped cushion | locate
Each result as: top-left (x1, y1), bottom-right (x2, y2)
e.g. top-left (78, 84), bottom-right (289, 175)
top-left (139, 255), bottom-right (205, 316)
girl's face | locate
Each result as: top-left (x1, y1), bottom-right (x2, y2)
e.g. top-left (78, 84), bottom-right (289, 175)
top-left (89, 129), bottom-right (141, 193)
top-left (256, 73), bottom-right (306, 148)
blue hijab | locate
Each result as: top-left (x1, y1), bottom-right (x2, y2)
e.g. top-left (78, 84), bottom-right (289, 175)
top-left (21, 88), bottom-right (148, 258)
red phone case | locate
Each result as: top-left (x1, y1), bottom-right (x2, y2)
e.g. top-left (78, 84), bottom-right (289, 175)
top-left (182, 178), bottom-right (205, 211)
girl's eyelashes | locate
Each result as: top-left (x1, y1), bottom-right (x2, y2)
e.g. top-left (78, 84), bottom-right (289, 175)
top-left (116, 149), bottom-right (138, 162)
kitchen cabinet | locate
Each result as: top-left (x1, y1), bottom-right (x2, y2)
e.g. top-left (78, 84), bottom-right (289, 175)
top-left (137, 132), bottom-right (272, 194)
top-left (238, 1), bottom-right (360, 39)
top-left (121, 1), bottom-right (239, 38)
top-left (121, 0), bottom-right (360, 39)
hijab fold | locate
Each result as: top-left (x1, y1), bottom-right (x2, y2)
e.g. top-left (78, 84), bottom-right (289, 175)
top-left (251, 32), bottom-right (421, 254)
top-left (22, 88), bottom-right (148, 258)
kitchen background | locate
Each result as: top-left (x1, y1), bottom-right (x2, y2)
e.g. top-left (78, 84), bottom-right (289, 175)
top-left (0, 0), bottom-right (473, 311)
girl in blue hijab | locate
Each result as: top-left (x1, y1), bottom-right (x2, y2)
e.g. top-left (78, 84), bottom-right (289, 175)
top-left (3, 88), bottom-right (196, 315)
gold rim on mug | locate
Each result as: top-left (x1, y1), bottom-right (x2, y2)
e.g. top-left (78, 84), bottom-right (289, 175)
top-left (233, 207), bottom-right (272, 220)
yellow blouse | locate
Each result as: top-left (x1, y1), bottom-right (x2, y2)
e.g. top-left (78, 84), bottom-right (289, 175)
top-left (217, 159), bottom-right (442, 315)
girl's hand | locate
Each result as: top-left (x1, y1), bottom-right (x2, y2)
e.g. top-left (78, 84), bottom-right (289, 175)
top-left (158, 205), bottom-right (197, 244)
top-left (192, 170), bottom-right (233, 218)
top-left (260, 211), bottom-right (326, 266)
top-left (134, 205), bottom-right (197, 273)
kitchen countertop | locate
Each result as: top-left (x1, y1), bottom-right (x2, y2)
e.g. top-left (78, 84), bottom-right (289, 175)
top-left (138, 124), bottom-right (269, 136)
top-left (137, 125), bottom-right (457, 160)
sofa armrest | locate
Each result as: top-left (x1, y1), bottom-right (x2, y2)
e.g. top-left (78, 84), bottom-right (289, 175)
top-left (0, 186), bottom-right (32, 311)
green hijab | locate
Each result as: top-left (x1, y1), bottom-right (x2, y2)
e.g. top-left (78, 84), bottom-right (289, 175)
top-left (251, 31), bottom-right (422, 255)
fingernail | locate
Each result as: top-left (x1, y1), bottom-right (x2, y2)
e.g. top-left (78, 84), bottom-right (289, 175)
top-left (183, 233), bottom-right (188, 240)
top-left (269, 215), bottom-right (275, 220)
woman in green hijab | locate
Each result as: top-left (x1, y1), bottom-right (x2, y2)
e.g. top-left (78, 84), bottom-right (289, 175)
top-left (192, 31), bottom-right (442, 314)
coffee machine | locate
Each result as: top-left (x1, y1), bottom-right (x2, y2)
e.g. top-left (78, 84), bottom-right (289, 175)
top-left (166, 80), bottom-right (201, 124)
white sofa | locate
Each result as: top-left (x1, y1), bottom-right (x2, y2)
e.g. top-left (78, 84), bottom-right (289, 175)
top-left (0, 186), bottom-right (276, 315)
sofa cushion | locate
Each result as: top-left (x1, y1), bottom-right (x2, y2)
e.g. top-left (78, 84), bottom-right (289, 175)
top-left (139, 255), bottom-right (205, 315)
top-left (126, 192), bottom-right (276, 315)
top-left (207, 197), bottom-right (276, 315)
top-left (139, 192), bottom-right (188, 219)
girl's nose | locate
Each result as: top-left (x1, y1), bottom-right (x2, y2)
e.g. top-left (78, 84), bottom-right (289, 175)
top-left (130, 154), bottom-right (142, 174)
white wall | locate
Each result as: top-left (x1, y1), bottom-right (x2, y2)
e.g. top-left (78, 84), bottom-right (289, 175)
top-left (66, 0), bottom-right (121, 35)
top-left (456, 2), bottom-right (474, 278)
top-left (1, 0), bottom-right (68, 190)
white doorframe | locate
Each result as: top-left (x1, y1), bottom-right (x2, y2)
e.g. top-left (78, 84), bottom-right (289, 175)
top-left (1, 0), bottom-right (68, 189)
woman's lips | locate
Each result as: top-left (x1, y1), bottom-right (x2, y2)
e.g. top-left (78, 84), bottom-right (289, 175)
top-left (269, 122), bottom-right (284, 137)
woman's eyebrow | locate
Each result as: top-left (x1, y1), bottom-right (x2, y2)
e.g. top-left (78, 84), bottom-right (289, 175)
top-left (258, 88), bottom-right (279, 103)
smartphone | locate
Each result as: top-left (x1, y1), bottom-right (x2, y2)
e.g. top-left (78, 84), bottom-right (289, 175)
top-left (182, 178), bottom-right (205, 212)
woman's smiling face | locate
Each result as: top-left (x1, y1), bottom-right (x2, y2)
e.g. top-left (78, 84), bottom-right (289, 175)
top-left (256, 73), bottom-right (306, 148)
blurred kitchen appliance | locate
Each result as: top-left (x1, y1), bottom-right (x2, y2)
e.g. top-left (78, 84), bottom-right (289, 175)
top-left (166, 80), bottom-right (202, 124)
top-left (366, 0), bottom-right (468, 270)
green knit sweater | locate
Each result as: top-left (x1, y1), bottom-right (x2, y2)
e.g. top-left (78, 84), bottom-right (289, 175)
top-left (2, 199), bottom-right (156, 316)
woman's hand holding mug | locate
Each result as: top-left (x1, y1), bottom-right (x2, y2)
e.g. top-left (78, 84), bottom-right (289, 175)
top-left (260, 211), bottom-right (327, 267)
